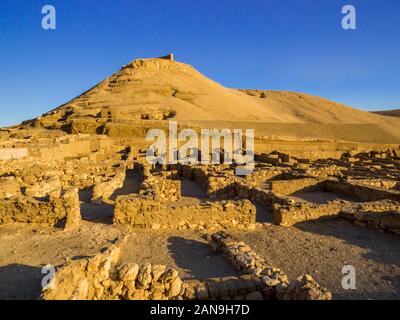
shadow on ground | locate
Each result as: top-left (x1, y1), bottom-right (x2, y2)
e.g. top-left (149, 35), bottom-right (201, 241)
top-left (295, 218), bottom-right (400, 267)
top-left (295, 218), bottom-right (400, 299)
top-left (79, 189), bottom-right (114, 224)
top-left (0, 264), bottom-right (43, 300)
top-left (167, 236), bottom-right (239, 279)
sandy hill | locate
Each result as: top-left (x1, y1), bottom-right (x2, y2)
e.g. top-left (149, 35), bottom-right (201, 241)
top-left (29, 56), bottom-right (400, 143)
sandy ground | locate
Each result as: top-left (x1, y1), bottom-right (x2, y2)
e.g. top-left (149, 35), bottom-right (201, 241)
top-left (1, 217), bottom-right (399, 300)
top-left (1, 171), bottom-right (399, 300)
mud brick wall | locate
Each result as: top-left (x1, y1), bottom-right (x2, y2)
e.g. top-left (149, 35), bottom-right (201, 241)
top-left (325, 180), bottom-right (400, 202)
top-left (114, 196), bottom-right (255, 230)
top-left (0, 188), bottom-right (81, 229)
top-left (269, 178), bottom-right (324, 196)
top-left (210, 232), bottom-right (332, 300)
top-left (273, 202), bottom-right (342, 227)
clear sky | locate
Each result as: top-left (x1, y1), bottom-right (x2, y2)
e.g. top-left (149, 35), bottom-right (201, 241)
top-left (0, 0), bottom-right (399, 127)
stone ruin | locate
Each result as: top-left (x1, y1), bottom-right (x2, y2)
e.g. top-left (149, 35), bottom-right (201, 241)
top-left (1, 131), bottom-right (400, 300)
top-left (41, 233), bottom-right (331, 300)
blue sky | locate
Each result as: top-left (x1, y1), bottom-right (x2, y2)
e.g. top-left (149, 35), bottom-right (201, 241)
top-left (0, 0), bottom-right (399, 127)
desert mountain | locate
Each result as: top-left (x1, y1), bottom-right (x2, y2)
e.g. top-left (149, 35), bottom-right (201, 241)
top-left (31, 56), bottom-right (400, 143)
top-left (372, 109), bottom-right (400, 118)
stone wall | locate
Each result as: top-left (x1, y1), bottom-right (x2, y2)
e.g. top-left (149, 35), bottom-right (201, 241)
top-left (273, 197), bottom-right (400, 235)
top-left (0, 188), bottom-right (81, 229)
top-left (42, 234), bottom-right (331, 300)
top-left (139, 173), bottom-right (181, 202)
top-left (42, 236), bottom-right (190, 300)
top-left (325, 180), bottom-right (400, 202)
top-left (134, 162), bottom-right (182, 201)
top-left (273, 201), bottom-right (343, 227)
top-left (210, 232), bottom-right (332, 300)
top-left (269, 178), bottom-right (324, 196)
top-left (178, 164), bottom-right (239, 198)
top-left (234, 182), bottom-right (290, 207)
top-left (41, 236), bottom-right (265, 300)
top-left (91, 167), bottom-right (126, 203)
top-left (347, 178), bottom-right (397, 190)
top-left (25, 177), bottom-right (62, 198)
top-left (114, 196), bottom-right (255, 230)
top-left (341, 201), bottom-right (400, 235)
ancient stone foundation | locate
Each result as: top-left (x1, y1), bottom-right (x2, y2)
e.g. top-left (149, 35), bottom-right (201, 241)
top-left (114, 196), bottom-right (255, 230)
top-left (0, 188), bottom-right (81, 229)
top-left (92, 167), bottom-right (126, 203)
top-left (42, 233), bottom-right (331, 300)
top-left (210, 232), bottom-right (332, 300)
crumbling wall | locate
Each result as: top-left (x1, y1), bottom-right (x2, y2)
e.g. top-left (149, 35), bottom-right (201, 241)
top-left (42, 234), bottom-right (330, 301)
top-left (325, 180), bottom-right (400, 202)
top-left (270, 178), bottom-right (324, 196)
top-left (347, 178), bottom-right (397, 190)
top-left (207, 176), bottom-right (238, 198)
top-left (210, 232), bottom-right (332, 300)
top-left (41, 236), bottom-right (279, 300)
top-left (25, 177), bottom-right (62, 198)
top-left (179, 164), bottom-right (239, 198)
top-left (273, 197), bottom-right (400, 235)
top-left (92, 168), bottom-right (126, 203)
top-left (114, 196), bottom-right (255, 230)
top-left (139, 174), bottom-right (181, 201)
top-left (0, 188), bottom-right (81, 229)
top-left (273, 201), bottom-right (342, 227)
top-left (43, 236), bottom-right (189, 300)
top-left (134, 161), bottom-right (182, 201)
top-left (341, 201), bottom-right (400, 235)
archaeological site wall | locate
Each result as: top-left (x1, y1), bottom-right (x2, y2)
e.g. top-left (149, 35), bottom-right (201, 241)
top-left (42, 233), bottom-right (332, 300)
top-left (0, 188), bottom-right (81, 229)
top-left (114, 196), bottom-right (255, 230)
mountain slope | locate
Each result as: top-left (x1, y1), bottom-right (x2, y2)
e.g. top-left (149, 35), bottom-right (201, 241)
top-left (32, 57), bottom-right (400, 143)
